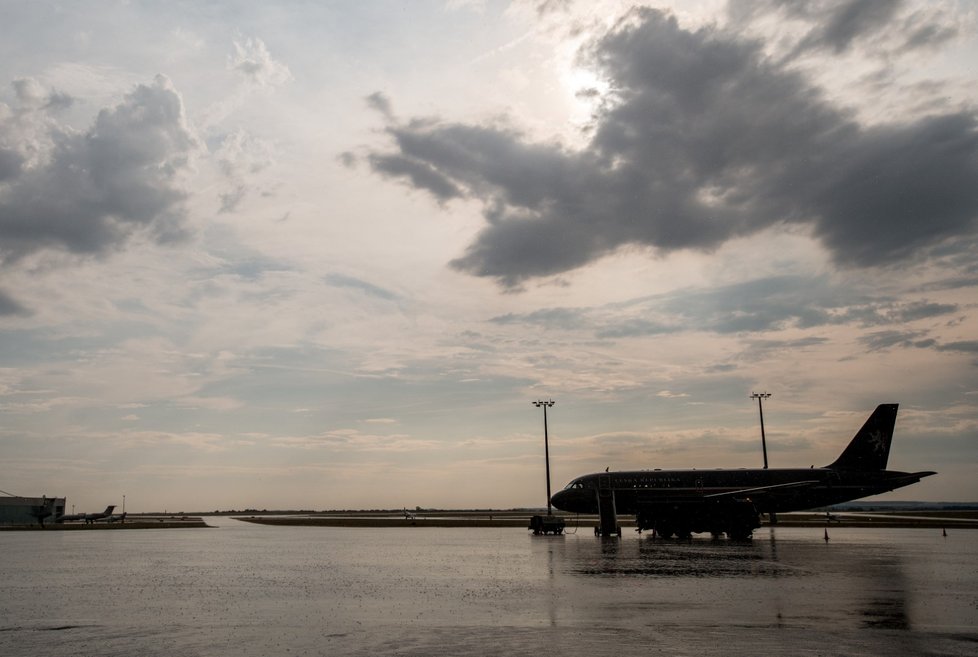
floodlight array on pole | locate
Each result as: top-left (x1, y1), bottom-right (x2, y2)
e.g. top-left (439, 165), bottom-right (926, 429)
top-left (750, 392), bottom-right (772, 469)
top-left (533, 399), bottom-right (556, 515)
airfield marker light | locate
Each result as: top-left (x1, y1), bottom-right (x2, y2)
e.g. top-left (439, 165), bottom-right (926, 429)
top-left (750, 392), bottom-right (772, 470)
top-left (533, 399), bottom-right (556, 515)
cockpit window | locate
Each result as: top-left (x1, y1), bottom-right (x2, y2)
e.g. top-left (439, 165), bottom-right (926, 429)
top-left (564, 478), bottom-right (592, 490)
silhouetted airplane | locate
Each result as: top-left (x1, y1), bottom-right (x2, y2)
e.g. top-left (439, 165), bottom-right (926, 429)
top-left (550, 404), bottom-right (935, 539)
top-left (58, 505), bottom-right (116, 524)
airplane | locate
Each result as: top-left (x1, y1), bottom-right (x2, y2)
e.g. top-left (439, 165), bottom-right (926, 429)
top-left (549, 404), bottom-right (935, 540)
top-left (57, 505), bottom-right (117, 524)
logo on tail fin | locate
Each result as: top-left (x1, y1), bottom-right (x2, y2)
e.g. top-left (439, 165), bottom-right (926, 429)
top-left (826, 404), bottom-right (898, 471)
top-left (868, 430), bottom-right (887, 454)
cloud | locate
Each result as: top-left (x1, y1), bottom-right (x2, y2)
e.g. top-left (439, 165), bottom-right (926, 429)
top-left (214, 130), bottom-right (274, 214)
top-left (858, 329), bottom-right (936, 352)
top-left (368, 151), bottom-right (462, 202)
top-left (365, 91), bottom-right (393, 120)
top-left (0, 288), bottom-right (30, 316)
top-left (0, 148), bottom-right (23, 181)
top-left (491, 275), bottom-right (960, 338)
top-left (797, 0), bottom-right (901, 54)
top-left (229, 37), bottom-right (293, 87)
top-left (366, 8), bottom-right (978, 287)
top-left (117, 429), bottom-right (228, 452)
top-left (0, 75), bottom-right (198, 266)
top-left (490, 307), bottom-right (589, 331)
top-left (324, 273), bottom-right (399, 301)
top-left (273, 428), bottom-right (438, 452)
top-left (742, 336), bottom-right (830, 356)
top-left (11, 77), bottom-right (75, 111)
top-left (937, 340), bottom-right (978, 354)
top-left (856, 331), bottom-right (978, 354)
top-left (730, 0), bottom-right (962, 58)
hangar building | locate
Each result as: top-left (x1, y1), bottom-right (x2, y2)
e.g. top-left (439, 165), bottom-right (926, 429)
top-left (0, 494), bottom-right (66, 526)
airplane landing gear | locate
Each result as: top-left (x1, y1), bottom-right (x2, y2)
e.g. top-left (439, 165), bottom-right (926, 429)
top-left (636, 499), bottom-right (760, 540)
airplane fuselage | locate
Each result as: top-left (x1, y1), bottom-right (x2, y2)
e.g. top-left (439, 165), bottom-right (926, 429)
top-left (56, 505), bottom-right (116, 524)
top-left (551, 466), bottom-right (931, 517)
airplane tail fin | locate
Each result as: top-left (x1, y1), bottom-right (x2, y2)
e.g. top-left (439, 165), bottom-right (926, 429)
top-left (826, 404), bottom-right (898, 471)
top-left (105, 505), bottom-right (116, 514)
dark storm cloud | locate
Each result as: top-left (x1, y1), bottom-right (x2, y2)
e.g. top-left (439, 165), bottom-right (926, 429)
top-left (368, 152), bottom-right (462, 202)
top-left (367, 8), bottom-right (978, 287)
top-left (0, 75), bottom-right (197, 265)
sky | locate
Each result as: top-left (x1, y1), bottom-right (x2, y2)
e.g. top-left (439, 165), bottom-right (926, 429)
top-left (1, 0), bottom-right (976, 512)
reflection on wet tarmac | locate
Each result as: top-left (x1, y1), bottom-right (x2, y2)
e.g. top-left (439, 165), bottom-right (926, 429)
top-left (856, 553), bottom-right (911, 631)
top-left (533, 526), bottom-right (973, 655)
top-left (570, 536), bottom-right (800, 578)
top-left (0, 523), bottom-right (975, 657)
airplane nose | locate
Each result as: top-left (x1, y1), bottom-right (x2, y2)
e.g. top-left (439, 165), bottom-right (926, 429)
top-left (550, 489), bottom-right (569, 510)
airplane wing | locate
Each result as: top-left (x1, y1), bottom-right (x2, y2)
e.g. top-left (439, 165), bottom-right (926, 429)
top-left (703, 480), bottom-right (821, 500)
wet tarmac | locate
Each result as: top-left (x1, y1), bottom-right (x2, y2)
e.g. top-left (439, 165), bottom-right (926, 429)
top-left (1, 519), bottom-right (975, 656)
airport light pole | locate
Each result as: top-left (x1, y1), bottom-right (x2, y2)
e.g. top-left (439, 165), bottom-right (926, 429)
top-left (750, 392), bottom-right (772, 469)
top-left (533, 399), bottom-right (556, 516)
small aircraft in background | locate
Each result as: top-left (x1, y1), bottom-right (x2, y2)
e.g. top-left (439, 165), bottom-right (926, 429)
top-left (57, 505), bottom-right (117, 524)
